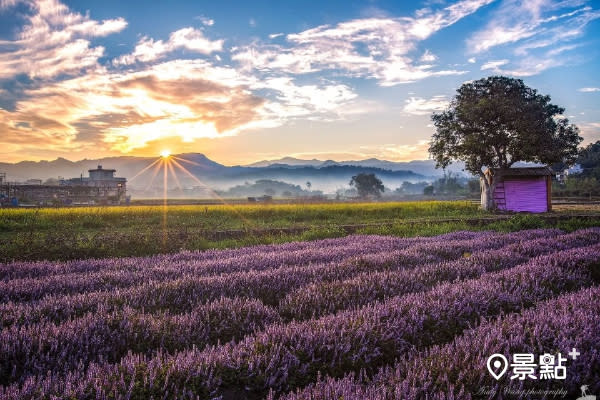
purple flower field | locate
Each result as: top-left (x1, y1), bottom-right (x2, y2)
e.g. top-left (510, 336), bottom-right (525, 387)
top-left (0, 228), bottom-right (599, 399)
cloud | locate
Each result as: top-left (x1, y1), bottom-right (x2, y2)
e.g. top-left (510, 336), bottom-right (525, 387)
top-left (579, 87), bottom-right (600, 92)
top-left (480, 59), bottom-right (509, 70)
top-left (0, 0), bottom-right (21, 8)
top-left (170, 28), bottom-right (223, 52)
top-left (0, 56), bottom-right (365, 155)
top-left (276, 139), bottom-right (432, 163)
top-left (468, 57), bottom-right (476, 63)
top-left (114, 27), bottom-right (224, 65)
top-left (420, 49), bottom-right (437, 62)
top-left (357, 140), bottom-right (432, 162)
top-left (545, 43), bottom-right (581, 56)
top-left (269, 33), bottom-right (284, 39)
top-left (578, 122), bottom-right (600, 142)
top-left (232, 0), bottom-right (489, 86)
top-left (251, 77), bottom-right (359, 122)
top-left (0, 0), bottom-right (127, 79)
top-left (194, 15), bottom-right (214, 26)
top-left (468, 0), bottom-right (599, 59)
top-left (403, 95), bottom-right (449, 115)
top-left (113, 37), bottom-right (169, 65)
top-left (480, 57), bottom-right (567, 77)
top-left (0, 59), bottom-right (263, 154)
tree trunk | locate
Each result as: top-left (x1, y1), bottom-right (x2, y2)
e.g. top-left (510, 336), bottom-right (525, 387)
top-left (480, 173), bottom-right (497, 211)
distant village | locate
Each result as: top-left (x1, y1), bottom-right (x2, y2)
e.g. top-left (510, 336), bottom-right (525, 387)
top-left (0, 165), bottom-right (128, 206)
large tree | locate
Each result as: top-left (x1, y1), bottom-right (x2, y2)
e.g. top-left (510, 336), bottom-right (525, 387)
top-left (429, 76), bottom-right (582, 210)
top-left (349, 173), bottom-right (384, 199)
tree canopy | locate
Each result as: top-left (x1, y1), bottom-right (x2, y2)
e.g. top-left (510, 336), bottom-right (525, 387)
top-left (429, 76), bottom-right (582, 177)
top-left (349, 173), bottom-right (384, 198)
top-left (429, 76), bottom-right (582, 210)
top-left (577, 140), bottom-right (600, 179)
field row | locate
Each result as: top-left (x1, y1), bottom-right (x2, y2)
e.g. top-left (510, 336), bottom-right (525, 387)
top-left (0, 230), bottom-right (493, 281)
top-left (0, 228), bottom-right (598, 399)
top-left (279, 286), bottom-right (600, 400)
top-left (0, 229), bottom-right (580, 328)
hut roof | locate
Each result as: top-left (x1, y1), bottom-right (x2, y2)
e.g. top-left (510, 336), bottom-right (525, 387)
top-left (484, 167), bottom-right (553, 177)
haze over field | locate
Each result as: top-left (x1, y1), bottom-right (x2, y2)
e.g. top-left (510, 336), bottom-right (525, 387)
top-left (0, 153), bottom-right (448, 194)
top-left (0, 0), bottom-right (599, 166)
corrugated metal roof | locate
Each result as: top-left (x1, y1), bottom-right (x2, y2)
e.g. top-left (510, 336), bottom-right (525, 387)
top-left (485, 167), bottom-right (552, 177)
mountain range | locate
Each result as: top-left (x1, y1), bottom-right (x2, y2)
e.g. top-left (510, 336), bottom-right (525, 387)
top-left (247, 157), bottom-right (467, 176)
top-left (0, 154), bottom-right (464, 194)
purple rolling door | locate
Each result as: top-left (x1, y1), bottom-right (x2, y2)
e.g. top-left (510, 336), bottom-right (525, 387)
top-left (504, 178), bottom-right (547, 213)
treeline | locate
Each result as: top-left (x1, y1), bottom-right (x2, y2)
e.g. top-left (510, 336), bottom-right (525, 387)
top-left (393, 173), bottom-right (479, 198)
top-left (553, 140), bottom-right (600, 198)
top-left (216, 179), bottom-right (323, 198)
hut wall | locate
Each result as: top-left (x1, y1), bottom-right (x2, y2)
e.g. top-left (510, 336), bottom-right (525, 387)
top-left (504, 177), bottom-right (548, 213)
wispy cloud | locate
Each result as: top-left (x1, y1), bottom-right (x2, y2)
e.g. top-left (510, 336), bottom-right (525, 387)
top-left (251, 77), bottom-right (359, 122)
top-left (578, 122), bottom-right (600, 142)
top-left (357, 140), bottom-right (432, 162)
top-left (114, 27), bottom-right (223, 65)
top-left (420, 49), bottom-right (437, 62)
top-left (467, 1), bottom-right (594, 53)
top-left (579, 87), bottom-right (600, 92)
top-left (466, 0), bottom-right (599, 76)
top-left (276, 139), bottom-right (432, 163)
top-left (480, 59), bottom-right (509, 70)
top-left (480, 57), bottom-right (568, 77)
top-left (194, 15), bottom-right (214, 26)
top-left (403, 95), bottom-right (449, 115)
top-left (233, 0), bottom-right (491, 86)
top-left (0, 0), bottom-right (127, 79)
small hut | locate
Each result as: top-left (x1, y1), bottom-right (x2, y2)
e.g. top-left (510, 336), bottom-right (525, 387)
top-left (482, 167), bottom-right (552, 213)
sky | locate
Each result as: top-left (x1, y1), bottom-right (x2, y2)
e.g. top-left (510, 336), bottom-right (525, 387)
top-left (0, 0), bottom-right (599, 166)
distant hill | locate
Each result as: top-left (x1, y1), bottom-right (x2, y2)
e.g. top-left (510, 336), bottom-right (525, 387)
top-left (0, 153), bottom-right (225, 183)
top-left (245, 157), bottom-right (467, 176)
top-left (1, 153), bottom-right (430, 195)
top-left (247, 157), bottom-right (324, 168)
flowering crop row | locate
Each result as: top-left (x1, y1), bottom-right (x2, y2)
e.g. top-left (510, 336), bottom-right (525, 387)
top-left (2, 230), bottom-right (595, 386)
top-left (280, 285), bottom-right (600, 400)
top-left (1, 229), bottom-right (565, 303)
top-left (0, 231), bottom-right (491, 281)
top-left (278, 229), bottom-right (600, 320)
top-left (0, 234), bottom-right (433, 283)
top-left (0, 297), bottom-right (280, 386)
top-left (0, 229), bottom-right (563, 328)
top-left (0, 233), bottom-right (499, 302)
top-left (3, 242), bottom-right (598, 399)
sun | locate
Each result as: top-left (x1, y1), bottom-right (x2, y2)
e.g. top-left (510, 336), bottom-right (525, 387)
top-left (160, 149), bottom-right (171, 158)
